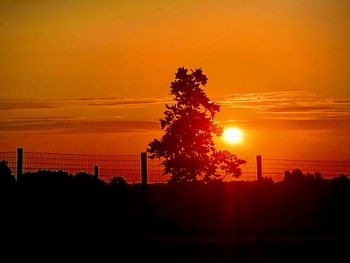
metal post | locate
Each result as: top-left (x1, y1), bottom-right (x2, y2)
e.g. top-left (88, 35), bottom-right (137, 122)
top-left (141, 152), bottom-right (147, 187)
top-left (94, 165), bottom-right (99, 179)
top-left (17, 148), bottom-right (23, 182)
top-left (256, 155), bottom-right (262, 181)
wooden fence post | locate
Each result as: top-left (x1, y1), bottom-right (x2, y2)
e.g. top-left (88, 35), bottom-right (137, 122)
top-left (94, 165), bottom-right (99, 179)
top-left (141, 152), bottom-right (147, 187)
top-left (17, 148), bottom-right (23, 182)
top-left (256, 155), bottom-right (262, 181)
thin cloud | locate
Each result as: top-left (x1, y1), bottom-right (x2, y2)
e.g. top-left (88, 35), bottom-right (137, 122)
top-left (220, 91), bottom-right (350, 120)
top-left (333, 99), bottom-right (350, 104)
top-left (266, 105), bottom-right (348, 113)
top-left (0, 118), bottom-right (159, 134)
top-left (0, 99), bottom-right (59, 110)
top-left (229, 118), bottom-right (350, 131)
top-left (5, 116), bottom-right (76, 121)
top-left (0, 97), bottom-right (167, 134)
top-left (220, 91), bottom-right (310, 104)
top-left (0, 97), bottom-right (172, 111)
top-left (84, 97), bottom-right (172, 107)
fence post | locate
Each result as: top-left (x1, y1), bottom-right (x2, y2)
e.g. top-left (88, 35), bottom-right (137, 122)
top-left (256, 155), bottom-right (262, 181)
top-left (94, 165), bottom-right (99, 179)
top-left (17, 147), bottom-right (23, 182)
top-left (141, 152), bottom-right (147, 187)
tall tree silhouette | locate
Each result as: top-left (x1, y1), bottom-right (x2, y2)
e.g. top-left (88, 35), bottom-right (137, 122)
top-left (147, 67), bottom-right (246, 183)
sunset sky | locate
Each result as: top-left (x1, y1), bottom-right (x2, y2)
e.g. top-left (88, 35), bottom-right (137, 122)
top-left (1, 0), bottom-right (350, 160)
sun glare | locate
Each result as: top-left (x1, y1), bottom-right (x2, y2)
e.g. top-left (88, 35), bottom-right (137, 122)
top-left (223, 127), bottom-right (243, 144)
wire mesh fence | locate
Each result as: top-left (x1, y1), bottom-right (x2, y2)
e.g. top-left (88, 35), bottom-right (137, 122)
top-left (1, 150), bottom-right (350, 183)
top-left (22, 152), bottom-right (141, 183)
top-left (235, 157), bottom-right (257, 181)
top-left (148, 157), bottom-right (170, 183)
top-left (147, 157), bottom-right (258, 183)
top-left (262, 158), bottom-right (350, 181)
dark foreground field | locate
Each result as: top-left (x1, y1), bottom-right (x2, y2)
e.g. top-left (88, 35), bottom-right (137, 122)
top-left (1, 171), bottom-right (350, 262)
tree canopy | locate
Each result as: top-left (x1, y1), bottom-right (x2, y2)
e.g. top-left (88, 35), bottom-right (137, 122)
top-left (147, 67), bottom-right (246, 183)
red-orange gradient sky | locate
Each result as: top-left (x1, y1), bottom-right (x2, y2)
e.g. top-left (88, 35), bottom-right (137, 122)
top-left (1, 0), bottom-right (350, 160)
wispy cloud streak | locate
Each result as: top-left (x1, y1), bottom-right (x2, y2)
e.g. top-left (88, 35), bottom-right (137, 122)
top-left (0, 99), bottom-right (59, 110)
top-left (0, 97), bottom-right (172, 111)
top-left (0, 118), bottom-right (159, 133)
top-left (220, 91), bottom-right (350, 121)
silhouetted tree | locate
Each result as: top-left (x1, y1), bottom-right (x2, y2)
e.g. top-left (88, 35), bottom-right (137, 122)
top-left (147, 67), bottom-right (245, 183)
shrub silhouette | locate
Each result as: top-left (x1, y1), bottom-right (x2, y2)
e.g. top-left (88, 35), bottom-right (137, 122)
top-left (147, 67), bottom-right (245, 183)
top-left (332, 174), bottom-right (349, 183)
top-left (22, 169), bottom-right (71, 182)
top-left (109, 176), bottom-right (128, 188)
top-left (73, 172), bottom-right (106, 193)
top-left (21, 170), bottom-right (73, 194)
top-left (284, 169), bottom-right (323, 184)
top-left (0, 160), bottom-right (15, 188)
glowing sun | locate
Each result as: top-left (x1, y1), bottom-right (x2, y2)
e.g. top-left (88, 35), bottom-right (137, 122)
top-left (223, 127), bottom-right (243, 144)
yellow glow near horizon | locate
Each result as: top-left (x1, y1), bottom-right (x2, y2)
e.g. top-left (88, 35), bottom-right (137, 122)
top-left (223, 127), bottom-right (243, 144)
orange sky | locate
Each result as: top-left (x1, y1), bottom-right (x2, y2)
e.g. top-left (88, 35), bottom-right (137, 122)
top-left (1, 0), bottom-right (350, 160)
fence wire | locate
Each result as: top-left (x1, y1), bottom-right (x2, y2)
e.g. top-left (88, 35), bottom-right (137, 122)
top-left (148, 157), bottom-right (170, 183)
top-left (262, 158), bottom-right (350, 181)
top-left (23, 152), bottom-right (140, 183)
top-left (147, 157), bottom-right (257, 182)
top-left (235, 157), bottom-right (257, 181)
top-left (1, 151), bottom-right (350, 183)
